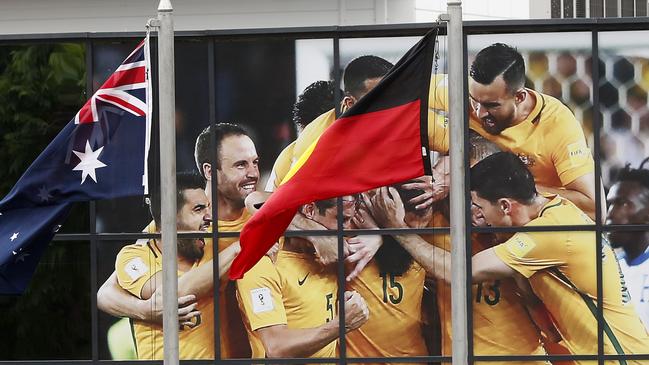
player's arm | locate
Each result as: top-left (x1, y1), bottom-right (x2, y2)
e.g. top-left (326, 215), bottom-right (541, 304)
top-left (97, 271), bottom-right (154, 320)
top-left (471, 248), bottom-right (516, 283)
top-left (546, 109), bottom-right (603, 221)
top-left (364, 187), bottom-right (452, 282)
top-left (174, 241), bottom-right (241, 298)
top-left (98, 270), bottom-right (199, 325)
top-left (537, 173), bottom-right (605, 222)
top-left (256, 291), bottom-right (369, 358)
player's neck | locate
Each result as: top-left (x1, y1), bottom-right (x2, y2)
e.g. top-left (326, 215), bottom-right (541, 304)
top-left (153, 238), bottom-right (195, 271)
top-left (216, 195), bottom-right (245, 221)
top-left (283, 237), bottom-right (316, 256)
top-left (511, 88), bottom-right (536, 126)
top-left (624, 239), bottom-right (649, 262)
top-left (515, 194), bottom-right (550, 225)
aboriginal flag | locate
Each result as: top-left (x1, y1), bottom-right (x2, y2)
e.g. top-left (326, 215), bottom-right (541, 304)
top-left (229, 28), bottom-right (438, 279)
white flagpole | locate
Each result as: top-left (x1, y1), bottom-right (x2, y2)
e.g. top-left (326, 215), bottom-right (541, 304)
top-left (156, 0), bottom-right (179, 364)
top-left (446, 1), bottom-right (469, 365)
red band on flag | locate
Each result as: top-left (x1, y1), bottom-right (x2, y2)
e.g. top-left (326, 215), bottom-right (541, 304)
top-left (230, 100), bottom-right (425, 279)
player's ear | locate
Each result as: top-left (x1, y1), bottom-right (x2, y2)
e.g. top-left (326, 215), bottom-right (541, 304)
top-left (301, 203), bottom-right (316, 219)
top-left (514, 88), bottom-right (526, 105)
top-left (341, 96), bottom-right (356, 112)
top-left (202, 163), bottom-right (212, 180)
top-left (498, 198), bottom-right (512, 215)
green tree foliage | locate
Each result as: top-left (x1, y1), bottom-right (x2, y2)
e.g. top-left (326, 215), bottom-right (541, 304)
top-left (0, 43), bottom-right (91, 359)
top-left (0, 43), bottom-right (86, 195)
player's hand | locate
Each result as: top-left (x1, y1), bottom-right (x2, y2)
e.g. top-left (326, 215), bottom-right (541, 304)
top-left (400, 176), bottom-right (435, 210)
top-left (432, 155), bottom-right (450, 203)
top-left (146, 292), bottom-right (201, 329)
top-left (364, 188), bottom-right (407, 228)
top-left (178, 295), bottom-right (202, 330)
top-left (343, 290), bottom-right (369, 332)
top-left (352, 199), bottom-right (379, 229)
top-left (245, 191), bottom-right (270, 215)
top-left (345, 235), bottom-right (382, 282)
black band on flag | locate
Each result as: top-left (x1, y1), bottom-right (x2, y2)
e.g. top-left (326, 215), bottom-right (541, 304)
top-left (419, 28), bottom-right (438, 176)
top-left (340, 27), bottom-right (439, 176)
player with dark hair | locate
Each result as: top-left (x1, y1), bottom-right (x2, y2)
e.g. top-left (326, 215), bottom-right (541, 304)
top-left (292, 80), bottom-right (339, 133)
top-left (236, 197), bottom-right (369, 359)
top-left (106, 172), bottom-right (213, 359)
top-left (341, 55), bottom-right (394, 108)
top-left (265, 81), bottom-right (339, 192)
top-left (469, 43), bottom-right (526, 97)
top-left (366, 136), bottom-right (552, 363)
top-left (468, 152), bottom-right (649, 359)
top-left (606, 158), bottom-right (649, 330)
top-left (194, 122), bottom-right (258, 212)
top-left (344, 187), bottom-right (429, 361)
top-left (98, 122), bottom-right (260, 358)
top-left (429, 43), bottom-right (601, 220)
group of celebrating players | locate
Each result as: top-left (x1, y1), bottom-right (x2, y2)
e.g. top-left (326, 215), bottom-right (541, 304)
top-left (96, 42), bottom-right (649, 364)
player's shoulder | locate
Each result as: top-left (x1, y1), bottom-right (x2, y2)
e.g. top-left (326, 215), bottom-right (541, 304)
top-left (238, 255), bottom-right (279, 284)
top-left (116, 239), bottom-right (158, 263)
top-left (300, 109), bottom-right (335, 134)
top-left (536, 91), bottom-right (580, 127)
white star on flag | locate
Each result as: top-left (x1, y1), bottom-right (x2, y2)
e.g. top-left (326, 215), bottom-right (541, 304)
top-left (73, 141), bottom-right (107, 184)
top-left (10, 232), bottom-right (19, 242)
top-left (37, 186), bottom-right (53, 202)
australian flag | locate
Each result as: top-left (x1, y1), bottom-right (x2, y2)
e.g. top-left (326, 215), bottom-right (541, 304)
top-left (0, 38), bottom-right (151, 294)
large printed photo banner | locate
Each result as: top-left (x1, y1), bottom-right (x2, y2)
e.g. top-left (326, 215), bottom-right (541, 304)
top-left (96, 32), bottom-right (649, 361)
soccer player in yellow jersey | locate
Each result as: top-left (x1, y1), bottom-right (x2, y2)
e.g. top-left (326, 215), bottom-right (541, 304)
top-left (468, 152), bottom-right (649, 363)
top-left (365, 134), bottom-right (550, 364)
top-left (429, 43), bottom-right (600, 220)
top-left (345, 191), bottom-right (429, 363)
top-left (98, 123), bottom-right (260, 358)
top-left (236, 197), bottom-right (370, 359)
top-left (113, 173), bottom-right (213, 359)
top-left (265, 80), bottom-right (339, 192)
top-left (289, 56), bottom-right (450, 182)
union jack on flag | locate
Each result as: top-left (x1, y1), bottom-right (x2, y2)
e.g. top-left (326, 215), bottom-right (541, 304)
top-left (0, 37), bottom-right (152, 294)
top-left (76, 41), bottom-right (148, 124)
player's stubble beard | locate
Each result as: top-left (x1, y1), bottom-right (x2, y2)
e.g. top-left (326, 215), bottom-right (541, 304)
top-left (178, 238), bottom-right (205, 262)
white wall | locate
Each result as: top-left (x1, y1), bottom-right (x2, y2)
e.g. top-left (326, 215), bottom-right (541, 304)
top-left (415, 0), bottom-right (533, 21)
top-left (0, 0), bottom-right (418, 35)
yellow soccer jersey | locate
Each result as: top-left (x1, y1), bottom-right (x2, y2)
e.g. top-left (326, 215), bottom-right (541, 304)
top-left (143, 211), bottom-right (253, 358)
top-left (289, 108), bottom-right (449, 183)
top-left (265, 141), bottom-right (295, 192)
top-left (235, 256), bottom-right (287, 358)
top-left (236, 250), bottom-right (338, 359)
top-left (427, 211), bottom-right (546, 362)
top-left (346, 259), bottom-right (429, 363)
top-left (428, 75), bottom-right (593, 188)
top-left (216, 209), bottom-right (253, 359)
top-left (115, 239), bottom-right (214, 360)
top-left (494, 195), bottom-right (649, 363)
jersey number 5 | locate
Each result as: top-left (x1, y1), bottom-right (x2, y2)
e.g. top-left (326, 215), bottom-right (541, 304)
top-left (325, 293), bottom-right (334, 322)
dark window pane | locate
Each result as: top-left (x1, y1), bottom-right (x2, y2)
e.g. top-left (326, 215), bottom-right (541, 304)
top-left (0, 241), bottom-right (91, 360)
